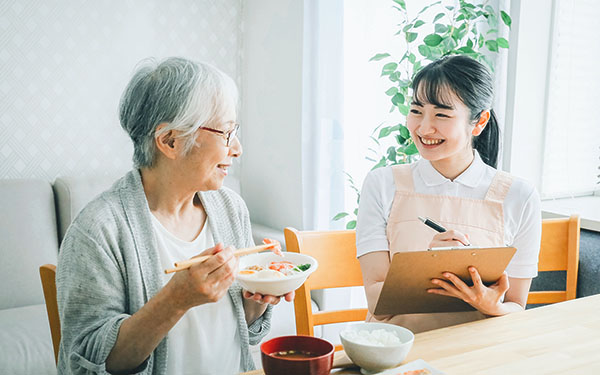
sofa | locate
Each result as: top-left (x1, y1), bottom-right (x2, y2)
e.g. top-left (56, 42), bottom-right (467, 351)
top-left (0, 175), bottom-right (306, 374)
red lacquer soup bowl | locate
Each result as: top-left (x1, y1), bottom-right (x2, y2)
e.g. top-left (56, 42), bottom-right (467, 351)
top-left (260, 335), bottom-right (335, 375)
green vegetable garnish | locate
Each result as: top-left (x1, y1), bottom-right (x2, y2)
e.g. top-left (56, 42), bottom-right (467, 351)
top-left (292, 263), bottom-right (311, 272)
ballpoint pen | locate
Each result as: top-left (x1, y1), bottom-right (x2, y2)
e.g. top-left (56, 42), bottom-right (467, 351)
top-left (417, 216), bottom-right (447, 233)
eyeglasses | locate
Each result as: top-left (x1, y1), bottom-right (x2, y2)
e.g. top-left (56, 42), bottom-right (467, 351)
top-left (198, 123), bottom-right (240, 147)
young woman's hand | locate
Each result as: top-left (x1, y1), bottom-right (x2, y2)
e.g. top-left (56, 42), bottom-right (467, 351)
top-left (427, 267), bottom-right (510, 316)
top-left (428, 229), bottom-right (471, 248)
top-left (166, 243), bottom-right (239, 312)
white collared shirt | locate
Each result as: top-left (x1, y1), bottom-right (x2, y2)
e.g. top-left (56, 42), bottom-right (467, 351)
top-left (356, 152), bottom-right (541, 278)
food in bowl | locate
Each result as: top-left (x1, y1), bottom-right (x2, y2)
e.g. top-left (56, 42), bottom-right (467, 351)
top-left (342, 328), bottom-right (402, 346)
top-left (340, 322), bottom-right (414, 374)
top-left (239, 260), bottom-right (312, 279)
top-left (261, 335), bottom-right (334, 375)
top-left (237, 252), bottom-right (317, 296)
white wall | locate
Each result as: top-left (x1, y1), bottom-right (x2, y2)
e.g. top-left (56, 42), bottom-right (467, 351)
top-left (504, 0), bottom-right (554, 188)
top-left (240, 0), bottom-right (304, 230)
top-left (0, 0), bottom-right (243, 183)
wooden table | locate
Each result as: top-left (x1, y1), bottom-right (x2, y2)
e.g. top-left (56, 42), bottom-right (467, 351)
top-left (245, 294), bottom-right (600, 374)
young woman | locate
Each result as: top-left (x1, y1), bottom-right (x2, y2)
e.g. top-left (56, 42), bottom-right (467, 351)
top-left (356, 55), bottom-right (541, 333)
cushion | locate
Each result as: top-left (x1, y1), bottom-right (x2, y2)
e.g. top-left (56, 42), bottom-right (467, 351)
top-left (53, 176), bottom-right (118, 244)
top-left (251, 222), bottom-right (286, 250)
top-left (0, 304), bottom-right (56, 375)
top-left (0, 179), bottom-right (58, 309)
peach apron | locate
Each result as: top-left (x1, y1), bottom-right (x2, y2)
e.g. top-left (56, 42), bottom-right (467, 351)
top-left (367, 164), bottom-right (514, 333)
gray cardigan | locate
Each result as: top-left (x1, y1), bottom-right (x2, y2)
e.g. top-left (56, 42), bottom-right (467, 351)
top-left (56, 170), bottom-right (272, 374)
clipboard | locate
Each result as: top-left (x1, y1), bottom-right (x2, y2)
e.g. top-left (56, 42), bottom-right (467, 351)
top-left (373, 246), bottom-right (516, 315)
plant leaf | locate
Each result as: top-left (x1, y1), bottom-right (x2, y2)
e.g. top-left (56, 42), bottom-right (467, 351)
top-left (378, 126), bottom-right (393, 138)
top-left (497, 37), bottom-right (509, 48)
top-left (485, 39), bottom-right (498, 52)
top-left (406, 32), bottom-right (418, 43)
top-left (346, 220), bottom-right (357, 230)
top-left (332, 212), bottom-right (349, 221)
top-left (399, 125), bottom-right (410, 139)
top-left (418, 44), bottom-right (431, 57)
top-left (434, 24), bottom-right (448, 34)
top-left (381, 62), bottom-right (398, 76)
top-left (385, 87), bottom-right (398, 96)
top-left (371, 157), bottom-right (387, 171)
top-left (424, 34), bottom-right (443, 46)
top-left (387, 146), bottom-right (397, 163)
top-left (397, 104), bottom-right (410, 116)
top-left (433, 12), bottom-right (445, 23)
top-left (404, 142), bottom-right (418, 155)
top-left (393, 0), bottom-right (406, 10)
top-left (500, 10), bottom-right (512, 28)
top-left (414, 20), bottom-right (425, 28)
top-left (457, 46), bottom-right (475, 54)
top-left (369, 53), bottom-right (391, 61)
top-left (391, 92), bottom-right (405, 106)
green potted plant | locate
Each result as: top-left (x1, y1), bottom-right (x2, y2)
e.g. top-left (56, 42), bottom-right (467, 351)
top-left (334, 0), bottom-right (512, 229)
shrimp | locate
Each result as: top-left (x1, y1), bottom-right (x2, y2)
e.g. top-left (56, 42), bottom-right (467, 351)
top-left (262, 238), bottom-right (283, 256)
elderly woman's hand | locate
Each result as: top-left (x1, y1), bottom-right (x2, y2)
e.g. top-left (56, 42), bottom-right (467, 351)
top-left (241, 289), bottom-right (294, 326)
top-left (242, 290), bottom-right (295, 305)
top-left (166, 243), bottom-right (239, 312)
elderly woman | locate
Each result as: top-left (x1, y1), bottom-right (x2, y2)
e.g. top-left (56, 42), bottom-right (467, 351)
top-left (56, 57), bottom-right (291, 374)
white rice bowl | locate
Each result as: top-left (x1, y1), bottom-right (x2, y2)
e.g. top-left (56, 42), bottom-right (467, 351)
top-left (237, 252), bottom-right (318, 296)
top-left (340, 322), bottom-right (414, 374)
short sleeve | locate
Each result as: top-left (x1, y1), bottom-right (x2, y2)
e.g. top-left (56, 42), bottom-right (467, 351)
top-left (505, 188), bottom-right (542, 278)
top-left (356, 168), bottom-right (393, 257)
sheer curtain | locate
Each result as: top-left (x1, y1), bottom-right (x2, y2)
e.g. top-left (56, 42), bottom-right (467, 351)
top-left (541, 0), bottom-right (600, 198)
top-left (301, 0), bottom-right (345, 231)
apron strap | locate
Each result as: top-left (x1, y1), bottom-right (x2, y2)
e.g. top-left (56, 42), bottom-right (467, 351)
top-left (391, 164), bottom-right (415, 192)
top-left (484, 170), bottom-right (514, 203)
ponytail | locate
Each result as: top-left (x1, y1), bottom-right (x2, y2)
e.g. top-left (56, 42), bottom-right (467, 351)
top-left (473, 109), bottom-right (499, 168)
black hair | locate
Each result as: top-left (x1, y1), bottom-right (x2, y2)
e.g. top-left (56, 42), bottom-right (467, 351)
top-left (411, 55), bottom-right (499, 168)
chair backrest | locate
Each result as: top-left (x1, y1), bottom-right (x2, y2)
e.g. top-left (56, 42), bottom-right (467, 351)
top-left (527, 215), bottom-right (580, 305)
top-left (39, 264), bottom-right (60, 364)
top-left (284, 228), bottom-right (368, 341)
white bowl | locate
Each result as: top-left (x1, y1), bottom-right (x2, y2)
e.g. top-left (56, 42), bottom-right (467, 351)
top-left (340, 322), bottom-right (414, 374)
top-left (237, 252), bottom-right (318, 296)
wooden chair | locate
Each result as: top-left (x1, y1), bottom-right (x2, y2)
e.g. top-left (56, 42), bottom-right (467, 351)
top-left (39, 264), bottom-right (60, 364)
top-left (284, 228), bottom-right (368, 350)
top-left (527, 215), bottom-right (580, 304)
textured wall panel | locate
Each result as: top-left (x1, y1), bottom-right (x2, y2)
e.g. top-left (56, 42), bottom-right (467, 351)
top-left (0, 0), bottom-right (242, 180)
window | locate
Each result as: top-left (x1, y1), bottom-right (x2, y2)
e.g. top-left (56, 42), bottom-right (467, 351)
top-left (541, 0), bottom-right (600, 198)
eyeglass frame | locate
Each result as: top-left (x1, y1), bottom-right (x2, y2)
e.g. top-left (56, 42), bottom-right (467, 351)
top-left (198, 123), bottom-right (240, 147)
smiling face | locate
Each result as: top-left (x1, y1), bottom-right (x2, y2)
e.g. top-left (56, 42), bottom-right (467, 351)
top-left (406, 85), bottom-right (476, 168)
top-left (181, 105), bottom-right (242, 191)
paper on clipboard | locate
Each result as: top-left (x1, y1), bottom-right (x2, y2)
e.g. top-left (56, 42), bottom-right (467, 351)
top-left (374, 246), bottom-right (516, 315)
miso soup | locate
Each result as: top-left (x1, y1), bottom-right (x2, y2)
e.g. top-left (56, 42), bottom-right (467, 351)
top-left (271, 350), bottom-right (316, 359)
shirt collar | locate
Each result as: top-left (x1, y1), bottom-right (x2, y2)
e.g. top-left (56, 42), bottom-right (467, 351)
top-left (416, 150), bottom-right (486, 188)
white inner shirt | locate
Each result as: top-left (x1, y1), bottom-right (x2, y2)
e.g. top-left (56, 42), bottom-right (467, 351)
top-left (356, 152), bottom-right (541, 278)
top-left (151, 211), bottom-right (241, 375)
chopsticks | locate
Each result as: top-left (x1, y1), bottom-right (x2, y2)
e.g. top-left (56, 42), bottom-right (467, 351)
top-left (164, 243), bottom-right (277, 274)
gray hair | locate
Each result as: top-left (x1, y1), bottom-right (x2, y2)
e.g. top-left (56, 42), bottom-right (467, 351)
top-left (119, 57), bottom-right (238, 168)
